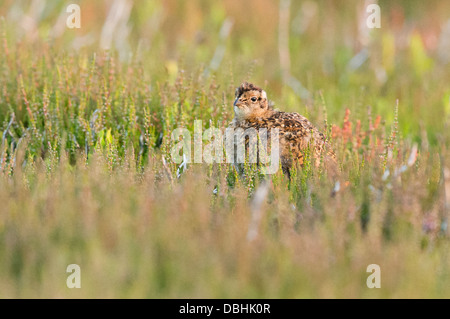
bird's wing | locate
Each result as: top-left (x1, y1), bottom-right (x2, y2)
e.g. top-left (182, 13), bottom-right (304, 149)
top-left (266, 112), bottom-right (324, 141)
top-left (273, 112), bottom-right (337, 164)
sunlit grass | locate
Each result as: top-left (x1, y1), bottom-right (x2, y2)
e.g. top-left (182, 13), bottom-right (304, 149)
top-left (0, 0), bottom-right (449, 298)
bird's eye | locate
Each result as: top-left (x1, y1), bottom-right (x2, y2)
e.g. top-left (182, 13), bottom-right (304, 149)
top-left (251, 97), bottom-right (257, 102)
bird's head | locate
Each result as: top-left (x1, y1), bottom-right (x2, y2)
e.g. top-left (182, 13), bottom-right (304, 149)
top-left (233, 82), bottom-right (271, 121)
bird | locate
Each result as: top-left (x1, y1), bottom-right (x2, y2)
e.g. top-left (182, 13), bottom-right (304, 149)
top-left (228, 82), bottom-right (336, 179)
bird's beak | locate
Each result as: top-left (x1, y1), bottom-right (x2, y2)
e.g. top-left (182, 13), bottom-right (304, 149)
top-left (234, 100), bottom-right (242, 108)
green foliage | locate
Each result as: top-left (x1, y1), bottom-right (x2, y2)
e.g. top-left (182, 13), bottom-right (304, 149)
top-left (0, 0), bottom-right (449, 298)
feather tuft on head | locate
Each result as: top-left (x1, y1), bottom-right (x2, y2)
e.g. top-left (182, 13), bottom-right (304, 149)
top-left (235, 82), bottom-right (263, 98)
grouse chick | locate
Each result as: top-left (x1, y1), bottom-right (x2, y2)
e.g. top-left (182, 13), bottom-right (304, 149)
top-left (228, 82), bottom-right (335, 179)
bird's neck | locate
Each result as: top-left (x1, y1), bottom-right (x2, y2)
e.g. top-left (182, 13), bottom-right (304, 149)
top-left (244, 109), bottom-right (275, 123)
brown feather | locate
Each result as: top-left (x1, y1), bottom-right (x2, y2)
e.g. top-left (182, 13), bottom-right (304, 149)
top-left (230, 82), bottom-right (336, 178)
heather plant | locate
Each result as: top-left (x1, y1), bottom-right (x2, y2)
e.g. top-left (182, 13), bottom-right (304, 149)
top-left (0, 0), bottom-right (449, 298)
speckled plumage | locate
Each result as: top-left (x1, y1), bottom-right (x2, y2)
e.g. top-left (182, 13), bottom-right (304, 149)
top-left (229, 82), bottom-right (336, 178)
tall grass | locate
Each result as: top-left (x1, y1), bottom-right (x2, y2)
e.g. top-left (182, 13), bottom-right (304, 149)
top-left (0, 0), bottom-right (449, 298)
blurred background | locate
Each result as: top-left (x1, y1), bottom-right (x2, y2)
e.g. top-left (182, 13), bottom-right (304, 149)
top-left (1, 0), bottom-right (450, 143)
top-left (1, 1), bottom-right (450, 298)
